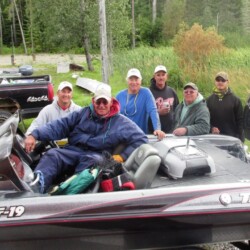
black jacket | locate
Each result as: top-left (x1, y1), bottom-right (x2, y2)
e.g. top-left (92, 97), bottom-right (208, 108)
top-left (207, 88), bottom-right (244, 142)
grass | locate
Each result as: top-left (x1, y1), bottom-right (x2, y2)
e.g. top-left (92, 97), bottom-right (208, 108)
top-left (2, 46), bottom-right (250, 149)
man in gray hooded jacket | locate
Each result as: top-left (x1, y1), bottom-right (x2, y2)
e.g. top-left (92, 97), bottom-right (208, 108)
top-left (172, 82), bottom-right (210, 136)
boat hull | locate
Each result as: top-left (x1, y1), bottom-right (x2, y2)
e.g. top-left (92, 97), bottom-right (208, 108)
top-left (1, 183), bottom-right (250, 249)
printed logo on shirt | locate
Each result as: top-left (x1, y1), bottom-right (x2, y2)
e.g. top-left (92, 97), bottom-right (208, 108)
top-left (155, 97), bottom-right (174, 109)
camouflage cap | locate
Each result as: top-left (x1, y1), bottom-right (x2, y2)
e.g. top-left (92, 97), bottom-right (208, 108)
top-left (215, 71), bottom-right (229, 81)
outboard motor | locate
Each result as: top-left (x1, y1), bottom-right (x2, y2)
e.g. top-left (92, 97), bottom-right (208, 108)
top-left (153, 137), bottom-right (216, 179)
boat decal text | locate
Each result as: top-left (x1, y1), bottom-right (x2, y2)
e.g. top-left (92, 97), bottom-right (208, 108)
top-left (239, 193), bottom-right (250, 204)
top-left (27, 95), bottom-right (48, 102)
top-left (0, 206), bottom-right (25, 218)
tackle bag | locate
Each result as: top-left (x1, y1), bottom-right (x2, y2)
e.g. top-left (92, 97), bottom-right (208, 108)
top-left (50, 167), bottom-right (99, 195)
top-left (101, 172), bottom-right (135, 192)
top-left (100, 151), bottom-right (135, 192)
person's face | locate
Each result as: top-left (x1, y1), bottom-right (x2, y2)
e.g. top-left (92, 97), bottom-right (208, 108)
top-left (154, 71), bottom-right (168, 89)
top-left (215, 77), bottom-right (228, 91)
top-left (183, 87), bottom-right (198, 105)
top-left (127, 76), bottom-right (141, 94)
top-left (57, 87), bottom-right (72, 106)
top-left (93, 98), bottom-right (112, 116)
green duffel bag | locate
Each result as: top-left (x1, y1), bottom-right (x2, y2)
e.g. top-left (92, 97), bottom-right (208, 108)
top-left (50, 167), bottom-right (99, 195)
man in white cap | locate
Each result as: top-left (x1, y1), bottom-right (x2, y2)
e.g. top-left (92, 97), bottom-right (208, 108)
top-left (26, 81), bottom-right (81, 135)
top-left (116, 68), bottom-right (165, 140)
top-left (24, 84), bottom-right (147, 193)
top-left (149, 65), bottom-right (179, 133)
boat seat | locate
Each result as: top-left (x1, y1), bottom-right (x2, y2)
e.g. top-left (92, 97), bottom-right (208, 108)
top-left (123, 144), bottom-right (161, 189)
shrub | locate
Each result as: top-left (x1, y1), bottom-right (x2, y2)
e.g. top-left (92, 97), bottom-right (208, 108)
top-left (173, 23), bottom-right (226, 71)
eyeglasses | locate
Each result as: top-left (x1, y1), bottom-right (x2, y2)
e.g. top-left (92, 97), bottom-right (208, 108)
top-left (95, 99), bottom-right (108, 105)
top-left (184, 90), bottom-right (195, 94)
top-left (215, 78), bottom-right (227, 82)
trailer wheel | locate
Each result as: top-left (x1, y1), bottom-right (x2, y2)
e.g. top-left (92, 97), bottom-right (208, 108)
top-left (0, 110), bottom-right (12, 125)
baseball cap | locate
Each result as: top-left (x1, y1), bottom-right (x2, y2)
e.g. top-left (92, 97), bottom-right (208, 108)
top-left (215, 71), bottom-right (228, 81)
top-left (154, 65), bottom-right (167, 74)
top-left (94, 84), bottom-right (112, 101)
top-left (183, 82), bottom-right (198, 91)
top-left (58, 81), bottom-right (73, 91)
top-left (126, 68), bottom-right (142, 80)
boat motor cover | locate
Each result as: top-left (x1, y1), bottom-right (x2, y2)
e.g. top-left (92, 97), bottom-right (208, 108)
top-left (153, 138), bottom-right (216, 179)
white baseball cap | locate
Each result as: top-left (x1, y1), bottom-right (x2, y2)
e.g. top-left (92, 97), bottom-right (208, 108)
top-left (94, 84), bottom-right (112, 101)
top-left (126, 68), bottom-right (142, 80)
top-left (154, 65), bottom-right (167, 74)
top-left (58, 81), bottom-right (73, 91)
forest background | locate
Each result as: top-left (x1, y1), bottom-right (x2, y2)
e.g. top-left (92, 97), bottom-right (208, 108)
top-left (0, 0), bottom-right (250, 145)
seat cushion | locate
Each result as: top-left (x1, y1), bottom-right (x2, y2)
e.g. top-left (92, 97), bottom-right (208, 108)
top-left (134, 144), bottom-right (159, 167)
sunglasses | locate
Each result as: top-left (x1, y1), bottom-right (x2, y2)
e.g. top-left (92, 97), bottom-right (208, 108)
top-left (215, 77), bottom-right (227, 82)
top-left (184, 90), bottom-right (195, 94)
top-left (95, 99), bottom-right (109, 105)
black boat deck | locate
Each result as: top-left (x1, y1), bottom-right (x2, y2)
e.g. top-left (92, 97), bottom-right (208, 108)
top-left (151, 135), bottom-right (250, 189)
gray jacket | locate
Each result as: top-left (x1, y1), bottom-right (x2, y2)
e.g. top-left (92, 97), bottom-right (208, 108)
top-left (173, 94), bottom-right (210, 136)
top-left (26, 99), bottom-right (81, 135)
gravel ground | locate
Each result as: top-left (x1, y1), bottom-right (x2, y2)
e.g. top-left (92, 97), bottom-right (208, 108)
top-left (0, 53), bottom-right (86, 66)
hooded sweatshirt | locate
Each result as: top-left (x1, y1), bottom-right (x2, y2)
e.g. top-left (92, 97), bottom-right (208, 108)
top-left (26, 98), bottom-right (81, 135)
top-left (173, 93), bottom-right (210, 135)
top-left (207, 88), bottom-right (244, 142)
top-left (149, 78), bottom-right (179, 133)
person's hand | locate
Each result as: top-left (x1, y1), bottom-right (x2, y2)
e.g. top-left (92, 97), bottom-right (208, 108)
top-left (112, 154), bottom-right (124, 163)
top-left (212, 127), bottom-right (220, 134)
top-left (173, 127), bottom-right (187, 136)
top-left (25, 135), bottom-right (36, 153)
top-left (153, 130), bottom-right (166, 140)
top-left (158, 106), bottom-right (170, 116)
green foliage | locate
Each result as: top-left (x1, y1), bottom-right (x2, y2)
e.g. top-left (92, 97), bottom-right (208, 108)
top-left (10, 46), bottom-right (249, 146)
top-left (173, 23), bottom-right (226, 83)
top-left (2, 0), bottom-right (250, 53)
top-left (162, 0), bottom-right (186, 40)
top-left (222, 32), bottom-right (250, 49)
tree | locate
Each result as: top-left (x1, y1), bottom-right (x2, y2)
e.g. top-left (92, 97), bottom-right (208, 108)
top-left (13, 0), bottom-right (27, 54)
top-left (162, 0), bottom-right (186, 40)
top-left (99, 0), bottom-right (109, 83)
top-left (80, 0), bottom-right (93, 71)
top-left (131, 0), bottom-right (135, 48)
top-left (152, 0), bottom-right (157, 24)
top-left (242, 0), bottom-right (250, 34)
top-left (0, 7), bottom-right (3, 53)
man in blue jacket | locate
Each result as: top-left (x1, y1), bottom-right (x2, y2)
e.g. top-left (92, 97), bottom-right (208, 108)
top-left (25, 84), bottom-right (148, 193)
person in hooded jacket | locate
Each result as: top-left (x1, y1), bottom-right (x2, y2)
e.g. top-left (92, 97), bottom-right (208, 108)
top-left (149, 65), bottom-right (179, 133)
top-left (172, 82), bottom-right (210, 136)
top-left (24, 84), bottom-right (148, 193)
top-left (207, 72), bottom-right (244, 142)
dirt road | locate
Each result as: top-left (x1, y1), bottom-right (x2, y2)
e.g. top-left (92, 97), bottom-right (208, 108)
top-left (0, 54), bottom-right (86, 66)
